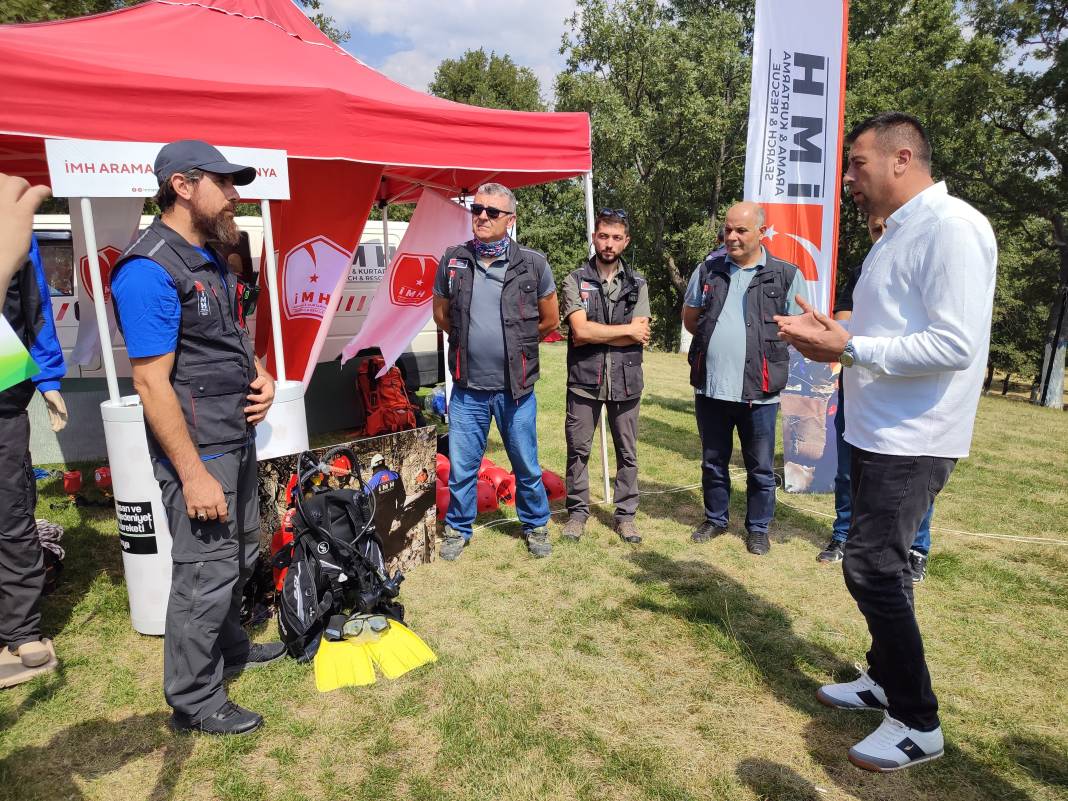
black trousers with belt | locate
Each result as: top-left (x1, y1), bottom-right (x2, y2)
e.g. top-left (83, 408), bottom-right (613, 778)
top-left (843, 446), bottom-right (955, 731)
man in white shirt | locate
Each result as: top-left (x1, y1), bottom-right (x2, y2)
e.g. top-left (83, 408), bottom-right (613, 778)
top-left (776, 112), bottom-right (997, 772)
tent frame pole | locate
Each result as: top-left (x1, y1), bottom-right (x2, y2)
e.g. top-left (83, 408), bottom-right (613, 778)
top-left (583, 173), bottom-right (611, 504)
top-left (78, 197), bottom-right (120, 403)
top-left (260, 199), bottom-right (286, 382)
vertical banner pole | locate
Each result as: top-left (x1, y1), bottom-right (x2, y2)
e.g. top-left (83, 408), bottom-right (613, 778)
top-left (381, 203), bottom-right (390, 265)
top-left (78, 197), bottom-right (120, 403)
top-left (583, 173), bottom-right (611, 504)
top-left (260, 199), bottom-right (286, 382)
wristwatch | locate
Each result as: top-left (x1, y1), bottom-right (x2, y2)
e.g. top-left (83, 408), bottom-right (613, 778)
top-left (839, 340), bottom-right (856, 368)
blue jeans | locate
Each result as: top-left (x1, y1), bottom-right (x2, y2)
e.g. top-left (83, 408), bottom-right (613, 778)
top-left (446, 387), bottom-right (550, 538)
top-left (694, 396), bottom-right (778, 534)
top-left (833, 381), bottom-right (933, 553)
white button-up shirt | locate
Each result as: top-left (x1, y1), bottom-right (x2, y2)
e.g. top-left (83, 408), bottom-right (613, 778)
top-left (844, 181), bottom-right (997, 458)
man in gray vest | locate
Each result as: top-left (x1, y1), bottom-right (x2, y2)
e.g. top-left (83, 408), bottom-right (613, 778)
top-left (111, 140), bottom-right (281, 736)
top-left (432, 183), bottom-right (559, 560)
top-left (682, 201), bottom-right (808, 556)
top-left (559, 209), bottom-right (650, 543)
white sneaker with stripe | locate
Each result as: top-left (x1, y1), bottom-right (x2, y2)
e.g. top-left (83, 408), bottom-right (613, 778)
top-left (817, 665), bottom-right (888, 710)
top-left (848, 711), bottom-right (944, 772)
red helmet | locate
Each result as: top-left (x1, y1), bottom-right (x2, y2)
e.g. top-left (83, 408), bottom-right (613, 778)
top-left (482, 466), bottom-right (516, 505)
top-left (476, 477), bottom-right (500, 514)
top-left (479, 457), bottom-right (498, 474)
top-left (436, 452), bottom-right (450, 483)
top-left (435, 480), bottom-right (450, 520)
top-left (540, 469), bottom-right (566, 502)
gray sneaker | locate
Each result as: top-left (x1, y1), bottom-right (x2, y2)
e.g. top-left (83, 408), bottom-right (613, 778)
top-left (439, 526), bottom-right (466, 561)
top-left (560, 517), bottom-right (586, 541)
top-left (526, 526), bottom-right (552, 558)
top-left (615, 520), bottom-right (642, 544)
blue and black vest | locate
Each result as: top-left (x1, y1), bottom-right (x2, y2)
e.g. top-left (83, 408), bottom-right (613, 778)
top-left (112, 217), bottom-right (257, 458)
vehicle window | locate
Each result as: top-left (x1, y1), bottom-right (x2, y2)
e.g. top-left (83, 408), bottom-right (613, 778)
top-left (37, 238), bottom-right (75, 297)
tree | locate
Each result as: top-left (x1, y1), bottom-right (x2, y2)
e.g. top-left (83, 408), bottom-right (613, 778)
top-left (556, 0), bottom-right (751, 347)
top-left (295, 0), bottom-right (348, 44)
top-left (967, 0), bottom-right (1067, 407)
top-left (430, 49), bottom-right (545, 112)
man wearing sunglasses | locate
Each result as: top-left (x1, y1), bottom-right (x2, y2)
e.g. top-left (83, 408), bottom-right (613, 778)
top-left (559, 209), bottom-right (650, 544)
top-left (110, 140), bottom-right (281, 736)
top-left (432, 183), bottom-right (559, 560)
top-left (682, 201), bottom-right (809, 556)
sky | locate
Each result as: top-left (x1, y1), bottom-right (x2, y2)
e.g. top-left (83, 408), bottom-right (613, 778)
top-left (320, 0), bottom-right (577, 100)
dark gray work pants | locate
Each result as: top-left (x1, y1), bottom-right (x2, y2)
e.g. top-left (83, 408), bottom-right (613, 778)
top-left (565, 392), bottom-right (641, 522)
top-left (155, 443), bottom-right (259, 721)
top-left (0, 412), bottom-right (45, 653)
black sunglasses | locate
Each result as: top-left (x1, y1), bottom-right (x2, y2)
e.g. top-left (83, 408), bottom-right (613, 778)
top-left (469, 203), bottom-right (514, 219)
top-left (598, 207), bottom-right (628, 219)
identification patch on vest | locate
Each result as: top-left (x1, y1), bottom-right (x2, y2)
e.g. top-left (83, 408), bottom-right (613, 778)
top-left (194, 281), bottom-right (210, 317)
top-left (580, 281), bottom-right (599, 292)
top-left (447, 258), bottom-right (469, 269)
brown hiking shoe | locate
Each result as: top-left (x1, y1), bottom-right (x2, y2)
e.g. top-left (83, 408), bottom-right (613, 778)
top-left (615, 520), bottom-right (641, 544)
top-left (560, 517), bottom-right (586, 541)
top-left (15, 641), bottom-right (50, 668)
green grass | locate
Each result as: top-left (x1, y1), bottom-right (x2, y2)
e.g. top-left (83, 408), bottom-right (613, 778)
top-left (1, 345), bottom-right (1066, 801)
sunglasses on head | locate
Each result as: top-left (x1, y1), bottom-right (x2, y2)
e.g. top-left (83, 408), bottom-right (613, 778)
top-left (469, 203), bottom-right (514, 219)
top-left (598, 207), bottom-right (628, 219)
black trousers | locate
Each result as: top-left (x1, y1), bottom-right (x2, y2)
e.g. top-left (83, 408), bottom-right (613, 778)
top-left (155, 443), bottom-right (260, 721)
top-left (0, 412), bottom-right (45, 652)
top-left (843, 447), bottom-right (955, 731)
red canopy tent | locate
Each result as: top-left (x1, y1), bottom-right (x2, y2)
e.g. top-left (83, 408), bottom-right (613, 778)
top-left (0, 0), bottom-right (591, 201)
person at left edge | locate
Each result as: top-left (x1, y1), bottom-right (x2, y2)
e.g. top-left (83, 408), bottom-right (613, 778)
top-left (1, 232), bottom-right (67, 680)
top-left (110, 140), bottom-right (282, 737)
top-left (432, 183), bottom-right (559, 561)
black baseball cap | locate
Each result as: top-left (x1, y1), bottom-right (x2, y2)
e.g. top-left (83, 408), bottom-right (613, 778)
top-left (154, 140), bottom-right (256, 186)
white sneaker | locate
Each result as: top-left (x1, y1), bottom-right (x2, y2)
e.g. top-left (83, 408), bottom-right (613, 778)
top-left (848, 711), bottom-right (944, 772)
top-left (817, 664), bottom-right (888, 710)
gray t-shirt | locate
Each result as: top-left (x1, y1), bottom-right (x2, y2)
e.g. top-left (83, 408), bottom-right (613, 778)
top-left (434, 248), bottom-right (555, 391)
top-left (684, 249), bottom-right (807, 403)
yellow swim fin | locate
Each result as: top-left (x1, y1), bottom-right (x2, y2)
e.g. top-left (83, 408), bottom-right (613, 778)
top-left (364, 621), bottom-right (437, 680)
top-left (314, 636), bottom-right (376, 692)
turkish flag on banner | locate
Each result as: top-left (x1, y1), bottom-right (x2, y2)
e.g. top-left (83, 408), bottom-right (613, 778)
top-left (255, 159), bottom-right (383, 384)
top-left (341, 189), bottom-right (470, 374)
top-left (71, 197), bottom-right (144, 365)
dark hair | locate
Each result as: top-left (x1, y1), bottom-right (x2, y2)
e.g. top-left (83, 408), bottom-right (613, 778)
top-left (595, 209), bottom-right (629, 234)
top-left (154, 168), bottom-right (204, 212)
top-left (846, 112), bottom-right (932, 167)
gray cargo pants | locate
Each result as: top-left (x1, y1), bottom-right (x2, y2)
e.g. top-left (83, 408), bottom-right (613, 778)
top-left (564, 392), bottom-right (641, 522)
top-left (154, 442), bottom-right (259, 721)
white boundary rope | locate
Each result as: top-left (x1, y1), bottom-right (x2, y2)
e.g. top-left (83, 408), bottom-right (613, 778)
top-left (468, 468), bottom-right (1067, 546)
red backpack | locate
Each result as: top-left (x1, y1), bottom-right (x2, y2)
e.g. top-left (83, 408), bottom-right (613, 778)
top-left (356, 355), bottom-right (417, 436)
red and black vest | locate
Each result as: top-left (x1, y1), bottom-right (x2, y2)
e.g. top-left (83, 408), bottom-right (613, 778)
top-left (442, 238), bottom-right (547, 400)
top-left (687, 253), bottom-right (798, 400)
top-left (565, 257), bottom-right (646, 400)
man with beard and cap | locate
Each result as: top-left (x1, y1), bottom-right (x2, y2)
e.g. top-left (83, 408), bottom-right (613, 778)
top-left (432, 182), bottom-right (559, 561)
top-left (110, 140), bottom-right (281, 736)
top-left (559, 208), bottom-right (650, 544)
